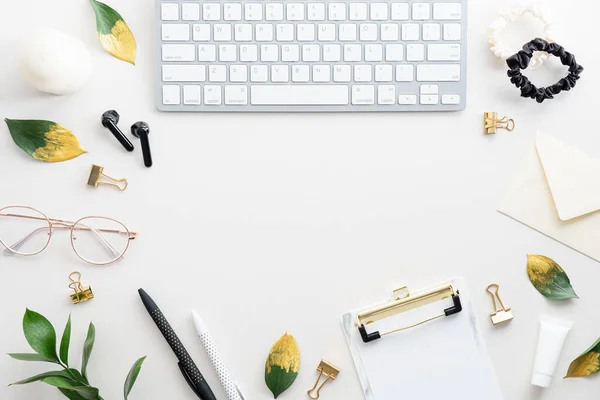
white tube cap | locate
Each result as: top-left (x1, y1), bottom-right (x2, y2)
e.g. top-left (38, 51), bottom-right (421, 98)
top-left (532, 372), bottom-right (552, 387)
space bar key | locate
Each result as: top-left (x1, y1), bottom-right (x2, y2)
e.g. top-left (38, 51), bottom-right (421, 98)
top-left (251, 85), bottom-right (349, 106)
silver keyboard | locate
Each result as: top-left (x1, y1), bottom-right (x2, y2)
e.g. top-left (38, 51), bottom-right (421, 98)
top-left (156, 0), bottom-right (467, 112)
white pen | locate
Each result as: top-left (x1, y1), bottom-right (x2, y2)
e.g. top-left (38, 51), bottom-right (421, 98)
top-left (192, 311), bottom-right (247, 400)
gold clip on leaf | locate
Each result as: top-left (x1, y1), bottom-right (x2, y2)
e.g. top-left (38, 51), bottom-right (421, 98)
top-left (87, 165), bottom-right (128, 191)
top-left (484, 112), bottom-right (515, 134)
top-left (69, 272), bottom-right (94, 304)
top-left (355, 283), bottom-right (463, 343)
top-left (307, 360), bottom-right (340, 399)
top-left (486, 284), bottom-right (513, 325)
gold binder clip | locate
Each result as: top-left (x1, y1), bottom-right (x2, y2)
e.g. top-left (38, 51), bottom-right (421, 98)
top-left (484, 112), bottom-right (515, 134)
top-left (87, 165), bottom-right (128, 191)
top-left (69, 272), bottom-right (94, 304)
top-left (486, 284), bottom-right (513, 325)
top-left (355, 283), bottom-right (463, 343)
top-left (307, 360), bottom-right (340, 399)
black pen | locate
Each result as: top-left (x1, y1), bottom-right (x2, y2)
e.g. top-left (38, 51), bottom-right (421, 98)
top-left (138, 289), bottom-right (217, 400)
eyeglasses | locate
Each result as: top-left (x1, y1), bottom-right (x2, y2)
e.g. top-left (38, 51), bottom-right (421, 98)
top-left (0, 206), bottom-right (137, 265)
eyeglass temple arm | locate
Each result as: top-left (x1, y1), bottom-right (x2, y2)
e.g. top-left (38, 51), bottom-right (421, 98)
top-left (1, 213), bottom-right (137, 237)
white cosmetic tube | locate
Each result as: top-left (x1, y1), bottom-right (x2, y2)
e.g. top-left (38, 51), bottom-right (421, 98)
top-left (531, 315), bottom-right (573, 387)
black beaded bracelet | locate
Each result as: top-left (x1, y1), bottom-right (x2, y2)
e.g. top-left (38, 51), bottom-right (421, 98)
top-left (506, 38), bottom-right (584, 103)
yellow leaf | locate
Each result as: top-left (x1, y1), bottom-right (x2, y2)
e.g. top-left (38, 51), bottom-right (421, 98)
top-left (565, 352), bottom-right (600, 378)
top-left (33, 124), bottom-right (87, 162)
top-left (98, 20), bottom-right (137, 65)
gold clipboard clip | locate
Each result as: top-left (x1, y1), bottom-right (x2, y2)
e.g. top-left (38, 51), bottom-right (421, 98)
top-left (355, 284), bottom-right (462, 343)
top-left (87, 165), bottom-right (128, 191)
top-left (307, 360), bottom-right (340, 399)
top-left (484, 112), bottom-right (515, 134)
top-left (69, 272), bottom-right (94, 304)
top-left (486, 284), bottom-right (513, 325)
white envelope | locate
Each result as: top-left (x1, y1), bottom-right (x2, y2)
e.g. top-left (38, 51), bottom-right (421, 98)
top-left (498, 131), bottom-right (600, 262)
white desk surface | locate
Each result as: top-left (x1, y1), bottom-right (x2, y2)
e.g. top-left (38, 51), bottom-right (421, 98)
top-left (1, 0), bottom-right (599, 399)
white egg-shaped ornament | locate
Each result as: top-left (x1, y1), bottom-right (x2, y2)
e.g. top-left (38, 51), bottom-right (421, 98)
top-left (19, 29), bottom-right (92, 95)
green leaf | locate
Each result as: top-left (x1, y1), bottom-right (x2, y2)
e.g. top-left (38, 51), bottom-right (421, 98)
top-left (527, 254), bottom-right (579, 300)
top-left (42, 377), bottom-right (100, 400)
top-left (8, 353), bottom-right (54, 363)
top-left (81, 322), bottom-right (95, 380)
top-left (123, 356), bottom-right (146, 399)
top-left (59, 388), bottom-right (90, 400)
top-left (10, 370), bottom-right (74, 386)
top-left (60, 315), bottom-right (72, 366)
top-left (565, 336), bottom-right (600, 378)
top-left (89, 0), bottom-right (137, 65)
top-left (22, 309), bottom-right (59, 362)
top-left (4, 119), bottom-right (87, 163)
top-left (265, 333), bottom-right (300, 399)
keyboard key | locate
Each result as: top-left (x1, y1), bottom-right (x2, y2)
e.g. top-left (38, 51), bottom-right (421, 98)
top-left (344, 44), bottom-right (361, 61)
top-left (193, 24), bottom-right (211, 41)
top-left (271, 65), bottom-right (289, 82)
top-left (183, 85), bottom-right (201, 104)
top-left (420, 94), bottom-right (439, 105)
top-left (282, 44), bottom-right (300, 61)
top-left (308, 3), bottom-right (326, 20)
top-left (417, 64), bottom-right (461, 82)
top-left (204, 85), bottom-right (222, 105)
top-left (261, 44), bottom-right (279, 61)
top-left (318, 24), bottom-right (336, 41)
top-left (287, 3), bottom-right (305, 20)
top-left (209, 65), bottom-right (227, 82)
top-left (203, 3), bottom-right (221, 20)
top-left (163, 85), bottom-right (181, 104)
top-left (162, 44), bottom-right (195, 61)
top-left (225, 85), bottom-right (248, 105)
top-left (333, 65), bottom-right (351, 82)
top-left (250, 65), bottom-right (268, 82)
top-left (434, 3), bottom-right (462, 20)
top-left (313, 65), bottom-right (331, 82)
top-left (339, 24), bottom-right (357, 41)
top-left (354, 64), bottom-right (372, 82)
top-left (420, 84), bottom-right (438, 95)
top-left (398, 94), bottom-right (417, 104)
top-left (240, 44), bottom-right (258, 61)
top-left (381, 24), bottom-right (399, 41)
top-left (214, 24), bottom-right (232, 41)
top-left (349, 3), bottom-right (368, 20)
top-left (266, 3), bottom-right (284, 21)
top-left (251, 85), bottom-right (349, 105)
top-left (328, 3), bottom-right (346, 20)
top-left (360, 24), bottom-right (378, 41)
top-left (396, 64), bottom-right (414, 81)
top-left (161, 3), bottom-right (179, 21)
top-left (182, 3), bottom-right (200, 21)
top-left (442, 94), bottom-right (461, 104)
top-left (352, 85), bottom-right (375, 105)
top-left (162, 24), bottom-right (190, 41)
top-left (428, 44), bottom-right (461, 61)
top-left (198, 44), bottom-right (216, 61)
top-left (406, 44), bottom-right (425, 61)
top-left (302, 44), bottom-right (320, 61)
top-left (378, 85), bottom-right (396, 105)
top-left (230, 65), bottom-right (248, 82)
top-left (256, 24), bottom-right (274, 41)
top-left (385, 44), bottom-right (404, 61)
top-left (391, 3), bottom-right (409, 20)
top-left (323, 44), bottom-right (341, 61)
top-left (245, 3), bottom-right (263, 20)
top-left (292, 65), bottom-right (310, 82)
top-left (219, 44), bottom-right (237, 61)
top-left (402, 23), bottom-right (419, 40)
top-left (423, 23), bottom-right (441, 41)
top-left (412, 3), bottom-right (430, 20)
top-left (235, 24), bottom-right (252, 41)
top-left (224, 3), bottom-right (242, 21)
top-left (444, 23), bottom-right (462, 41)
top-left (162, 65), bottom-right (206, 82)
top-left (370, 3), bottom-right (388, 20)
top-left (297, 24), bottom-right (316, 41)
top-left (375, 64), bottom-right (393, 82)
top-left (365, 44), bottom-right (383, 61)
top-left (277, 24), bottom-right (295, 41)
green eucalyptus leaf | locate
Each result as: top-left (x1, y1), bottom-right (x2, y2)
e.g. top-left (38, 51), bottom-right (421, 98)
top-left (42, 377), bottom-right (100, 400)
top-left (23, 309), bottom-right (59, 362)
top-left (8, 353), bottom-right (54, 363)
top-left (527, 254), bottom-right (579, 300)
top-left (82, 322), bottom-right (95, 380)
top-left (10, 370), bottom-right (74, 386)
top-left (60, 315), bottom-right (72, 366)
top-left (89, 0), bottom-right (137, 64)
top-left (124, 356), bottom-right (146, 399)
top-left (265, 333), bottom-right (300, 399)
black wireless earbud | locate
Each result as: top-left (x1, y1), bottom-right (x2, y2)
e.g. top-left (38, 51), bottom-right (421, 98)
top-left (131, 121), bottom-right (153, 168)
top-left (101, 110), bottom-right (134, 152)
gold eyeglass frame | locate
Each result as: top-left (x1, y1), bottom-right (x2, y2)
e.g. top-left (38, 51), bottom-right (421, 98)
top-left (0, 205), bottom-right (137, 265)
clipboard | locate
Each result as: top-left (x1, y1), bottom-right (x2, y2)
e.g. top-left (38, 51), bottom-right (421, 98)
top-left (341, 277), bottom-right (503, 400)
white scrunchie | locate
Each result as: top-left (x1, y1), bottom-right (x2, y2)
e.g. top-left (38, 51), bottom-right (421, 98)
top-left (488, 2), bottom-right (558, 70)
